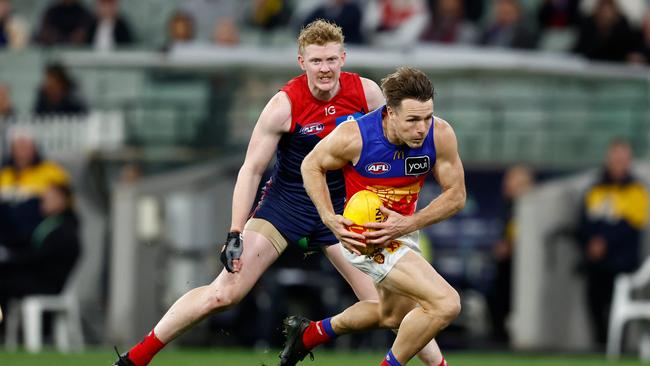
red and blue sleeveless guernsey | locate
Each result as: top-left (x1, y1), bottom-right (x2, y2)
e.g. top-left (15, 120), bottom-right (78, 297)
top-left (252, 72), bottom-right (369, 248)
top-left (343, 106), bottom-right (436, 216)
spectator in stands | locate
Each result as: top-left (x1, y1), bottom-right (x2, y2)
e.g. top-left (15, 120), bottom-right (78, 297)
top-left (573, 0), bottom-right (634, 62)
top-left (212, 18), bottom-right (240, 46)
top-left (362, 0), bottom-right (429, 48)
top-left (0, 183), bottom-right (81, 309)
top-left (35, 0), bottom-right (92, 46)
top-left (34, 63), bottom-right (87, 116)
top-left (479, 0), bottom-right (538, 49)
top-left (86, 0), bottom-right (134, 51)
top-left (164, 10), bottom-right (196, 50)
top-left (487, 165), bottom-right (535, 344)
top-left (0, 82), bottom-right (15, 120)
top-left (628, 11), bottom-right (650, 65)
top-left (420, 0), bottom-right (478, 44)
top-left (180, 0), bottom-right (246, 43)
top-left (427, 0), bottom-right (484, 24)
top-left (0, 132), bottom-right (70, 247)
top-left (249, 0), bottom-right (292, 32)
top-left (462, 0), bottom-right (484, 22)
top-left (577, 139), bottom-right (648, 347)
top-left (0, 0), bottom-right (28, 50)
top-left (580, 0), bottom-right (647, 29)
top-left (538, 0), bottom-right (580, 29)
top-left (118, 163), bottom-right (142, 184)
top-left (302, 0), bottom-right (365, 44)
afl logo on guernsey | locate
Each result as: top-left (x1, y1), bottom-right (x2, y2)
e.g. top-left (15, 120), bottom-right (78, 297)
top-left (299, 122), bottom-right (324, 135)
top-left (366, 162), bottom-right (391, 174)
top-left (405, 156), bottom-right (430, 176)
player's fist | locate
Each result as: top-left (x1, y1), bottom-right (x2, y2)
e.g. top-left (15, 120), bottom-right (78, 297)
top-left (220, 231), bottom-right (243, 273)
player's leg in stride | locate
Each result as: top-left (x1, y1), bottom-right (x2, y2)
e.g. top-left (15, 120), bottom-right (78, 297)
top-left (280, 250), bottom-right (457, 366)
top-left (322, 243), bottom-right (447, 366)
top-left (111, 230), bottom-right (281, 366)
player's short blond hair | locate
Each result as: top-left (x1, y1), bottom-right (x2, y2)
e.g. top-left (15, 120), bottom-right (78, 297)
top-left (297, 19), bottom-right (344, 55)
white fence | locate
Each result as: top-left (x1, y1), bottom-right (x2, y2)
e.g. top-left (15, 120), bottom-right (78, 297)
top-left (0, 111), bottom-right (125, 159)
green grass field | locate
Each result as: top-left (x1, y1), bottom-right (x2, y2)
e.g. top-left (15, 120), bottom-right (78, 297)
top-left (0, 349), bottom-right (645, 366)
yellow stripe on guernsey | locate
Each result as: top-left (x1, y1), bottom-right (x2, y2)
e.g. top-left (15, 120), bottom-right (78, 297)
top-left (365, 181), bottom-right (422, 213)
top-left (0, 161), bottom-right (69, 202)
top-left (585, 183), bottom-right (649, 230)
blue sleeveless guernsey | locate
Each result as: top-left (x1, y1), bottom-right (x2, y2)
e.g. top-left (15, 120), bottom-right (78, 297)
top-left (343, 106), bottom-right (436, 216)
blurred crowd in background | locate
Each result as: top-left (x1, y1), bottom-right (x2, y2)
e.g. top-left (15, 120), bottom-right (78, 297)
top-left (0, 0), bottom-right (648, 64)
top-left (0, 0), bottom-right (648, 119)
top-left (0, 0), bottom-right (649, 355)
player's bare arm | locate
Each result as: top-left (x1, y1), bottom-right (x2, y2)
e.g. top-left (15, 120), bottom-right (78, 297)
top-left (364, 118), bottom-right (466, 246)
top-left (301, 122), bottom-right (367, 255)
top-left (223, 92), bottom-right (291, 272)
top-left (361, 77), bottom-right (385, 111)
top-left (230, 91), bottom-right (292, 232)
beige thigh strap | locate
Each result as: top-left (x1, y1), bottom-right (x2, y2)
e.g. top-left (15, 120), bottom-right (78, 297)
top-left (244, 218), bottom-right (288, 254)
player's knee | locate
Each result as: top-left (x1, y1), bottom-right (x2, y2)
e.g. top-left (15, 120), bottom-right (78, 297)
top-left (420, 287), bottom-right (460, 327)
top-left (380, 314), bottom-right (404, 329)
top-left (203, 287), bottom-right (244, 313)
top-left (437, 289), bottom-right (461, 325)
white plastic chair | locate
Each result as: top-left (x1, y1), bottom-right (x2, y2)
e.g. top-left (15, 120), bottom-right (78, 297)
top-left (607, 256), bottom-right (650, 360)
top-left (4, 266), bottom-right (84, 353)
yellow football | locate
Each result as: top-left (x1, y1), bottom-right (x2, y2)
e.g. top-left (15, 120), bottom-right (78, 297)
top-left (343, 190), bottom-right (385, 254)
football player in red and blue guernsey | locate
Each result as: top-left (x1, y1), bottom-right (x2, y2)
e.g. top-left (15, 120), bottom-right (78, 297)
top-left (112, 21), bottom-right (447, 366)
top-left (286, 67), bottom-right (466, 366)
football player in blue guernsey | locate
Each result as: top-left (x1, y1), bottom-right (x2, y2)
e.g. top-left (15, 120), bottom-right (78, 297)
top-left (283, 67), bottom-right (466, 366)
top-left (113, 21), bottom-right (446, 366)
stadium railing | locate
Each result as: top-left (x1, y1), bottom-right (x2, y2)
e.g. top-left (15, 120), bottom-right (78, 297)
top-left (56, 45), bottom-right (650, 168)
top-left (0, 111), bottom-right (125, 159)
top-left (2, 45), bottom-right (647, 167)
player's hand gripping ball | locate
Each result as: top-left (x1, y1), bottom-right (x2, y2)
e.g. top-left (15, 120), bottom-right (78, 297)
top-left (343, 190), bottom-right (386, 255)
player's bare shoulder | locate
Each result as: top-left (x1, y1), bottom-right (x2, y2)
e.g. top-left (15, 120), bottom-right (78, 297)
top-left (257, 91), bottom-right (293, 134)
top-left (360, 77), bottom-right (384, 111)
top-left (433, 116), bottom-right (459, 155)
top-left (327, 120), bottom-right (363, 162)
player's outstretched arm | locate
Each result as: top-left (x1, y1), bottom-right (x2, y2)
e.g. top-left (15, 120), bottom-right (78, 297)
top-left (301, 122), bottom-right (367, 255)
top-left (364, 118), bottom-right (466, 246)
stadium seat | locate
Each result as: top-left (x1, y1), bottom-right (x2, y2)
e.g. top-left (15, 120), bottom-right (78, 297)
top-left (607, 256), bottom-right (650, 361)
top-left (4, 266), bottom-right (84, 353)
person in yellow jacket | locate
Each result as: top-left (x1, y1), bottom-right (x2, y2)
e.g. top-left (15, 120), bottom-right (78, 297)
top-left (0, 133), bottom-right (69, 246)
top-left (577, 139), bottom-right (649, 346)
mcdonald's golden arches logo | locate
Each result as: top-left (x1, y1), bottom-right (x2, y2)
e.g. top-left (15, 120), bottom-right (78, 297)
top-left (393, 150), bottom-right (405, 160)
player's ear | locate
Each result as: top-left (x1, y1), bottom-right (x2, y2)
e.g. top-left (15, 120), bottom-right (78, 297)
top-left (340, 50), bottom-right (346, 66)
top-left (386, 105), bottom-right (396, 119)
top-left (298, 54), bottom-right (306, 71)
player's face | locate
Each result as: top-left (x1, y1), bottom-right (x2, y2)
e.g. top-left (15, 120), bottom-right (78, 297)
top-left (388, 99), bottom-right (434, 148)
top-left (298, 42), bottom-right (346, 94)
